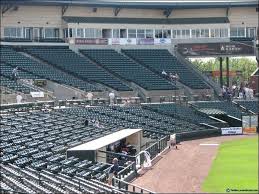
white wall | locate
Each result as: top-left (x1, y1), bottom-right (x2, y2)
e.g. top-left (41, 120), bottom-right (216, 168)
top-left (229, 7), bottom-right (258, 27)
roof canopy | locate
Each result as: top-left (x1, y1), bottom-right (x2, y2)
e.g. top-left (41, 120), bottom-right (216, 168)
top-left (1, 0), bottom-right (257, 9)
top-left (63, 16), bottom-right (229, 24)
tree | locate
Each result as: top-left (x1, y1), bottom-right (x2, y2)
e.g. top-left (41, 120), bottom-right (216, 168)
top-left (190, 57), bottom-right (257, 82)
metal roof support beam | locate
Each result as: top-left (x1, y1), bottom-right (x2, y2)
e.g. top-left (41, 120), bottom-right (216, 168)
top-left (163, 9), bottom-right (172, 18)
top-left (2, 4), bottom-right (13, 15)
top-left (62, 5), bottom-right (68, 16)
top-left (114, 7), bottom-right (121, 16)
top-left (226, 7), bottom-right (230, 17)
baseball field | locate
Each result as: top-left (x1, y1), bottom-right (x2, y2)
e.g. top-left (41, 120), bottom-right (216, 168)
top-left (202, 136), bottom-right (258, 193)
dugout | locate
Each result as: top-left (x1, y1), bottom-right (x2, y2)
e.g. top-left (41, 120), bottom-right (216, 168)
top-left (67, 128), bottom-right (143, 163)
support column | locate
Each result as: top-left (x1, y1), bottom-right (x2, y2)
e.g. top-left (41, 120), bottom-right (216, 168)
top-left (219, 57), bottom-right (223, 88)
top-left (226, 57), bottom-right (230, 87)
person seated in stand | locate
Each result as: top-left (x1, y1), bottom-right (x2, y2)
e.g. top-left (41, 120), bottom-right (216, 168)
top-left (162, 70), bottom-right (167, 76)
top-left (84, 119), bottom-right (89, 127)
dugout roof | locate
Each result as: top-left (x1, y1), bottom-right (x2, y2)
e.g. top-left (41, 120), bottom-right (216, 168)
top-left (68, 128), bottom-right (142, 151)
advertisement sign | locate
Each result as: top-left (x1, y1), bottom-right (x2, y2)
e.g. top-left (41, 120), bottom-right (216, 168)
top-left (242, 115), bottom-right (258, 134)
top-left (177, 42), bottom-right (254, 56)
top-left (243, 127), bottom-right (257, 134)
top-left (108, 38), bottom-right (120, 45)
top-left (30, 92), bottom-right (44, 98)
top-left (120, 38), bottom-right (137, 45)
top-left (75, 38), bottom-right (108, 45)
top-left (154, 38), bottom-right (171, 45)
top-left (211, 71), bottom-right (239, 77)
top-left (221, 127), bottom-right (243, 135)
top-left (137, 38), bottom-right (154, 45)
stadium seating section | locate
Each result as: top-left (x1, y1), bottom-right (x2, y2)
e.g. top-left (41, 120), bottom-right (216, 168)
top-left (0, 108), bottom-right (130, 193)
top-left (142, 103), bottom-right (218, 125)
top-left (0, 75), bottom-right (35, 94)
top-left (81, 49), bottom-right (177, 90)
top-left (0, 46), bottom-right (100, 92)
top-left (190, 101), bottom-right (245, 119)
top-left (234, 100), bottom-right (258, 113)
top-left (24, 47), bottom-right (131, 91)
top-left (122, 49), bottom-right (210, 89)
top-left (61, 106), bottom-right (209, 139)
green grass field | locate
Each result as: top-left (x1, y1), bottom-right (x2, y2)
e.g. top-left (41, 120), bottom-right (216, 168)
top-left (202, 136), bottom-right (258, 193)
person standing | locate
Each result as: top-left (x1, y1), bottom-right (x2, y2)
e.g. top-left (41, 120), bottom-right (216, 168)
top-left (16, 93), bottom-right (23, 104)
top-left (109, 91), bottom-right (115, 106)
top-left (87, 91), bottom-right (93, 105)
top-left (108, 158), bottom-right (119, 186)
top-left (12, 67), bottom-right (19, 81)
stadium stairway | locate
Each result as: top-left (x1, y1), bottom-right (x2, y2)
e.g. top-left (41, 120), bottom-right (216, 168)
top-left (118, 49), bottom-right (193, 100)
top-left (80, 49), bottom-right (176, 91)
top-left (174, 49), bottom-right (221, 97)
top-left (76, 50), bottom-right (141, 99)
top-left (122, 49), bottom-right (214, 100)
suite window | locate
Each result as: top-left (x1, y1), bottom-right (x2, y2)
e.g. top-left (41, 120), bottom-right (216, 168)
top-left (195, 29), bottom-right (201, 38)
top-left (200, 29), bottom-right (209, 38)
top-left (163, 30), bottom-right (171, 38)
top-left (237, 28), bottom-right (245, 37)
top-left (76, 28), bottom-right (84, 38)
top-left (85, 28), bottom-right (95, 38)
top-left (113, 29), bottom-right (120, 38)
top-left (181, 29), bottom-right (190, 38)
top-left (128, 29), bottom-right (137, 38)
top-left (145, 29), bottom-right (153, 38)
top-left (220, 28), bottom-right (228, 37)
top-left (120, 29), bottom-right (127, 38)
top-left (155, 29), bottom-right (163, 38)
top-left (230, 27), bottom-right (245, 37)
top-left (172, 30), bottom-right (181, 38)
top-left (137, 29), bottom-right (145, 38)
top-left (63, 28), bottom-right (69, 38)
top-left (4, 27), bottom-right (23, 38)
top-left (102, 29), bottom-right (112, 38)
top-left (95, 29), bottom-right (102, 38)
top-left (211, 29), bottom-right (220, 38)
top-left (44, 28), bottom-right (59, 38)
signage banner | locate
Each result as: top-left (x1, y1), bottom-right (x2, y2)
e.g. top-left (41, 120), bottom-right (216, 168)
top-left (243, 127), bottom-right (257, 134)
top-left (221, 127), bottom-right (243, 135)
top-left (120, 38), bottom-right (136, 45)
top-left (108, 38), bottom-right (120, 45)
top-left (154, 38), bottom-right (171, 45)
top-left (30, 92), bottom-right (44, 98)
top-left (137, 38), bottom-right (154, 45)
top-left (211, 71), bottom-right (238, 77)
top-left (177, 42), bottom-right (254, 56)
top-left (242, 115), bottom-right (258, 134)
top-left (75, 38), bottom-right (108, 45)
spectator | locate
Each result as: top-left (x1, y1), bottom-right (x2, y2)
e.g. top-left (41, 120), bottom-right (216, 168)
top-left (86, 91), bottom-right (93, 105)
top-left (84, 119), bottom-right (89, 127)
top-left (12, 67), bottom-right (19, 81)
top-left (108, 158), bottom-right (119, 186)
top-left (162, 70), bottom-right (167, 76)
top-left (109, 91), bottom-right (115, 106)
top-left (94, 119), bottom-right (100, 128)
top-left (16, 93), bottom-right (23, 104)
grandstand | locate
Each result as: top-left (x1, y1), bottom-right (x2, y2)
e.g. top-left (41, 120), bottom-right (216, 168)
top-left (0, 0), bottom-right (258, 193)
